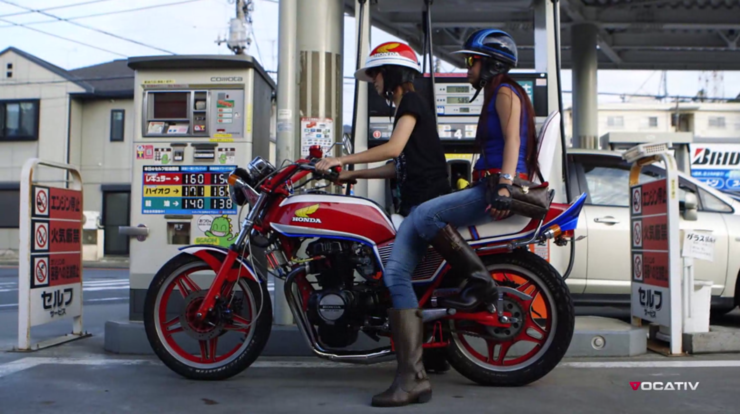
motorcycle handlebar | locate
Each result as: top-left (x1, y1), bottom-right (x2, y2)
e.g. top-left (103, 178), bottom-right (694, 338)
top-left (299, 163), bottom-right (341, 182)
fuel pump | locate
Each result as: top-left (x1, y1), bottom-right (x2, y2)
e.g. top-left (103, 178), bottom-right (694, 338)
top-left (120, 55), bottom-right (275, 320)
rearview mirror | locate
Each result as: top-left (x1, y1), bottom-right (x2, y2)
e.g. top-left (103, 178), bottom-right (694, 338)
top-left (681, 192), bottom-right (698, 221)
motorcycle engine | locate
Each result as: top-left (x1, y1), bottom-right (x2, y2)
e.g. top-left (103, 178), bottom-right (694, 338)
top-left (304, 239), bottom-right (383, 348)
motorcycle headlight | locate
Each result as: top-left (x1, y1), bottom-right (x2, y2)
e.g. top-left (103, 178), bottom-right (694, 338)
top-left (228, 167), bottom-right (252, 207)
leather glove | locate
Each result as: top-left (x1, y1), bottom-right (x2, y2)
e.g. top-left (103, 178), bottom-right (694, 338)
top-left (487, 183), bottom-right (513, 212)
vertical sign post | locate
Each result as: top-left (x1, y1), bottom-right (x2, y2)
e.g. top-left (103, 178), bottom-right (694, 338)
top-left (18, 159), bottom-right (89, 351)
top-left (625, 143), bottom-right (682, 355)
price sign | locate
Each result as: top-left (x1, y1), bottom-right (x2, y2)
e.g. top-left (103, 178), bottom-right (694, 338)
top-left (142, 165), bottom-right (236, 215)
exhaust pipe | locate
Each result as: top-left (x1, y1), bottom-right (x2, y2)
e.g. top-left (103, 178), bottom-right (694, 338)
top-left (283, 267), bottom-right (394, 364)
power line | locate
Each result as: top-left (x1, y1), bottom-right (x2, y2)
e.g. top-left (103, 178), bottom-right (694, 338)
top-left (0, 0), bottom-right (176, 54)
top-left (0, 0), bottom-right (207, 29)
top-left (0, 0), bottom-right (116, 19)
top-left (0, 17), bottom-right (126, 57)
top-left (250, 26), bottom-right (264, 66)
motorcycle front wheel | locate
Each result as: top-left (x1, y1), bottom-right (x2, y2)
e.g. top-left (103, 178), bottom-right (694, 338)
top-left (446, 249), bottom-right (575, 386)
top-left (144, 253), bottom-right (272, 380)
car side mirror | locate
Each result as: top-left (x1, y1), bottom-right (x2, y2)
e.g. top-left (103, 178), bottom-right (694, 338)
top-left (681, 192), bottom-right (698, 221)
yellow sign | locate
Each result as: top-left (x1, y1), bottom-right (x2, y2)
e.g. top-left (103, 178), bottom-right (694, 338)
top-left (210, 137), bottom-right (235, 143)
top-left (143, 186), bottom-right (181, 197)
top-left (213, 133), bottom-right (233, 138)
top-left (445, 153), bottom-right (475, 161)
top-left (194, 237), bottom-right (219, 245)
top-left (247, 103), bottom-right (253, 134)
top-left (143, 79), bottom-right (175, 85)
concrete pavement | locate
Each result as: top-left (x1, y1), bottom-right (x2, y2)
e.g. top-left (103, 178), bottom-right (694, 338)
top-left (1, 267), bottom-right (739, 413)
top-left (0, 336), bottom-right (739, 414)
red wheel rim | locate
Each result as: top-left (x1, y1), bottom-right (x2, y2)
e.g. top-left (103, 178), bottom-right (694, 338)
top-left (453, 268), bottom-right (554, 369)
top-left (156, 264), bottom-right (256, 366)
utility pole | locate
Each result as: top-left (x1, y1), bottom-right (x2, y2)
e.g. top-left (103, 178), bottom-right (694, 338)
top-left (274, 0), bottom-right (299, 325)
top-left (216, 0), bottom-right (254, 55)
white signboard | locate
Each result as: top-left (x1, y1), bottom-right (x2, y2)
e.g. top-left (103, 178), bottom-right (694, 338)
top-left (300, 117), bottom-right (334, 158)
top-left (682, 232), bottom-right (717, 262)
top-left (626, 144), bottom-right (683, 354)
top-left (18, 159), bottom-right (87, 350)
top-left (690, 143), bottom-right (740, 192)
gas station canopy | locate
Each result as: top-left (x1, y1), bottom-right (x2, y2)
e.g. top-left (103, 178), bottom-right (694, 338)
top-left (344, 0), bottom-right (740, 70)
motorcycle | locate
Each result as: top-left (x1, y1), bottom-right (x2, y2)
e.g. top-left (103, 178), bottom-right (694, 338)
top-left (143, 149), bottom-right (587, 386)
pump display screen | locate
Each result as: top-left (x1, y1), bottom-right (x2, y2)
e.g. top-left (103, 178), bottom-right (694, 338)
top-left (447, 85), bottom-right (470, 93)
top-left (447, 96), bottom-right (470, 104)
top-left (141, 165), bottom-right (237, 215)
top-left (152, 92), bottom-right (189, 119)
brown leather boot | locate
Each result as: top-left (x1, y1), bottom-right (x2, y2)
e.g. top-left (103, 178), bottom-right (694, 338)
top-left (371, 309), bottom-right (432, 407)
top-left (431, 224), bottom-right (495, 311)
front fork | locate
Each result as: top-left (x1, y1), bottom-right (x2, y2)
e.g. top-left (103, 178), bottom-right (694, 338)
top-left (194, 193), bottom-right (268, 320)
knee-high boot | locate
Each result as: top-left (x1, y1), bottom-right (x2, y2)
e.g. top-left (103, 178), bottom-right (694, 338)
top-left (371, 309), bottom-right (432, 407)
top-left (430, 224), bottom-right (495, 310)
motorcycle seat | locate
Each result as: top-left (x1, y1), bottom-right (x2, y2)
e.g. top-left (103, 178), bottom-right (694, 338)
top-left (391, 213), bottom-right (533, 243)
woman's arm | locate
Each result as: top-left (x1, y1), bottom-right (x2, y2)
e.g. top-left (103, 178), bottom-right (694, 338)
top-left (495, 86), bottom-right (522, 186)
top-left (316, 115), bottom-right (416, 172)
top-left (343, 162), bottom-right (397, 180)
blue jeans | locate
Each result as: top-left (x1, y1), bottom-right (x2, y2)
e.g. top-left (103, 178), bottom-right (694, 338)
top-left (383, 184), bottom-right (493, 309)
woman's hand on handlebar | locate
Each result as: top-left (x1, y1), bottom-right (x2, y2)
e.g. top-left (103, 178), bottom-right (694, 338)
top-left (315, 157), bottom-right (342, 174)
top-left (334, 170), bottom-right (357, 185)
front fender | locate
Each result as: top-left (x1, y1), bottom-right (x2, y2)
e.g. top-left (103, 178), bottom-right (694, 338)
top-left (178, 245), bottom-right (261, 283)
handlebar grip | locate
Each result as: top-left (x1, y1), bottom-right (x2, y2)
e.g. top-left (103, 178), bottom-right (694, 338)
top-left (326, 166), bottom-right (341, 181)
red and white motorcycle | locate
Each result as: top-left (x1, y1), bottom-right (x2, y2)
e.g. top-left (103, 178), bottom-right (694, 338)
top-left (144, 149), bottom-right (586, 385)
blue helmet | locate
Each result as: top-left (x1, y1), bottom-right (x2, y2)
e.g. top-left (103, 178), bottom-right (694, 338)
top-left (454, 29), bottom-right (518, 68)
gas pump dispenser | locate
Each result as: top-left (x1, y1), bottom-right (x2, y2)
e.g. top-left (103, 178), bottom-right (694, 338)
top-left (121, 55), bottom-right (275, 320)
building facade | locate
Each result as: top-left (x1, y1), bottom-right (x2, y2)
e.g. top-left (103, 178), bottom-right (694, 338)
top-left (564, 101), bottom-right (740, 146)
top-left (0, 47), bottom-right (135, 258)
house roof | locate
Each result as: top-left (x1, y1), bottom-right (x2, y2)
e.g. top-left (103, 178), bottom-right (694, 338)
top-left (0, 46), bottom-right (134, 98)
top-left (69, 59), bottom-right (134, 98)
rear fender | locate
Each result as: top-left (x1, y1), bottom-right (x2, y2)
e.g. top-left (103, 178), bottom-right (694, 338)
top-left (178, 245), bottom-right (261, 283)
top-left (544, 193), bottom-right (587, 233)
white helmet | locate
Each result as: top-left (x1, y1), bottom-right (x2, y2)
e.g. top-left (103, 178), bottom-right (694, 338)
top-left (354, 42), bottom-right (422, 82)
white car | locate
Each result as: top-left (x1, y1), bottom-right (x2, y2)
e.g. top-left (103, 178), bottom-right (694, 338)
top-left (566, 149), bottom-right (740, 315)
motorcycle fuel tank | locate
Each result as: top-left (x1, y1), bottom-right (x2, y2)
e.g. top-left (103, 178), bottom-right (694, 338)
top-left (268, 194), bottom-right (395, 245)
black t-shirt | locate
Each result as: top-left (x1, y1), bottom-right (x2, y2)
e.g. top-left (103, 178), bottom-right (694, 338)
top-left (392, 92), bottom-right (450, 215)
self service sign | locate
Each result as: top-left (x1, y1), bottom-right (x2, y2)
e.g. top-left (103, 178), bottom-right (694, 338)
top-left (27, 186), bottom-right (83, 325)
top-left (631, 179), bottom-right (672, 327)
top-left (690, 144), bottom-right (740, 192)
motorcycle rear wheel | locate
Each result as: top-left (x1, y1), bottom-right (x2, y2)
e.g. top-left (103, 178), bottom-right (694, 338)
top-left (144, 253), bottom-right (272, 380)
top-left (445, 249), bottom-right (574, 386)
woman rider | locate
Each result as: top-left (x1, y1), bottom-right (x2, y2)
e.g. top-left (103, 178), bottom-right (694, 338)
top-left (316, 41), bottom-right (449, 407)
top-left (347, 29), bottom-right (540, 406)
top-left (410, 29), bottom-right (541, 310)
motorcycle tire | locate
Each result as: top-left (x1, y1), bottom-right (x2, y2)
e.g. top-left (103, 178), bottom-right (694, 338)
top-left (144, 253), bottom-right (272, 380)
top-left (445, 249), bottom-right (574, 386)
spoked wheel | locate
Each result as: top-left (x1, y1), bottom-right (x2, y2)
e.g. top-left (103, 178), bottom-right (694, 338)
top-left (144, 253), bottom-right (272, 380)
top-left (446, 250), bottom-right (574, 386)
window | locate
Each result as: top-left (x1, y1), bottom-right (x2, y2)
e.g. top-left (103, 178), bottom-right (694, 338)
top-left (698, 188), bottom-right (732, 213)
top-left (5, 62), bottom-right (11, 79)
top-left (708, 116), bottom-right (726, 129)
top-left (581, 158), bottom-right (666, 207)
top-left (607, 116), bottom-right (624, 128)
top-left (110, 109), bottom-right (125, 142)
top-left (0, 100), bottom-right (39, 141)
top-left (648, 117), bottom-right (658, 128)
top-left (0, 189), bottom-right (20, 228)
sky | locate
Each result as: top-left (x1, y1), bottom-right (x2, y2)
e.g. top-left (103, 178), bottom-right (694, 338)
top-left (1, 0), bottom-right (739, 127)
